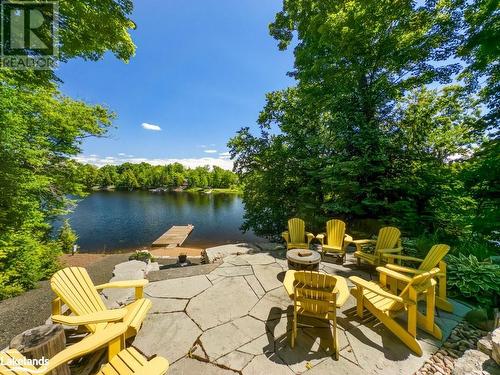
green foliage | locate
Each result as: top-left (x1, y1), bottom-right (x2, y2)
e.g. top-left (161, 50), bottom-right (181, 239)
top-left (0, 232), bottom-right (61, 300)
top-left (0, 0), bottom-right (135, 299)
top-left (453, 236), bottom-right (498, 261)
top-left (76, 162), bottom-right (239, 191)
top-left (58, 220), bottom-right (78, 254)
top-left (447, 253), bottom-right (500, 308)
top-left (129, 251), bottom-right (153, 263)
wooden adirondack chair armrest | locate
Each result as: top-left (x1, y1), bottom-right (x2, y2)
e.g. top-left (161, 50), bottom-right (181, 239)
top-left (95, 279), bottom-right (149, 290)
top-left (281, 231), bottom-right (290, 242)
top-left (305, 232), bottom-right (314, 243)
top-left (349, 276), bottom-right (405, 302)
top-left (383, 254), bottom-right (424, 263)
top-left (376, 267), bottom-right (412, 283)
top-left (134, 357), bottom-right (170, 375)
top-left (353, 239), bottom-right (376, 245)
top-left (385, 264), bottom-right (425, 274)
top-left (45, 323), bottom-right (128, 372)
top-left (344, 234), bottom-right (353, 243)
top-left (377, 247), bottom-right (403, 254)
top-left (316, 233), bottom-right (326, 245)
top-left (52, 309), bottom-right (127, 326)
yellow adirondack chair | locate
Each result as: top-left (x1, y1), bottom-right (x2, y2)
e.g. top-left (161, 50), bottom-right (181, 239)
top-left (349, 267), bottom-right (442, 356)
top-left (283, 270), bottom-right (350, 360)
top-left (51, 267), bottom-right (152, 339)
top-left (0, 323), bottom-right (169, 375)
top-left (383, 244), bottom-right (453, 313)
top-left (316, 219), bottom-right (353, 264)
top-left (353, 226), bottom-right (403, 266)
top-left (282, 218), bottom-right (314, 250)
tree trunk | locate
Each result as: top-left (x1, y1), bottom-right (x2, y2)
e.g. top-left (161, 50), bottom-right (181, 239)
top-left (10, 324), bottom-right (71, 375)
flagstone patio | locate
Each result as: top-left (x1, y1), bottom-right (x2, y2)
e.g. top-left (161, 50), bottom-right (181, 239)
top-left (128, 244), bottom-right (471, 375)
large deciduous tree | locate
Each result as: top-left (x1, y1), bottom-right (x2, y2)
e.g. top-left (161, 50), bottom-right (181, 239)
top-left (229, 0), bottom-right (487, 238)
top-left (0, 0), bottom-right (135, 298)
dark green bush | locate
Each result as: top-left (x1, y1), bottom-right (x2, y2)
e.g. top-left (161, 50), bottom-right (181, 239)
top-left (58, 220), bottom-right (79, 254)
top-left (129, 250), bottom-right (153, 263)
top-left (447, 253), bottom-right (500, 308)
top-left (0, 232), bottom-right (61, 300)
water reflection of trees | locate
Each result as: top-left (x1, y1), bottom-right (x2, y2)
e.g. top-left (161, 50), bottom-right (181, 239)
top-left (162, 192), bottom-right (237, 211)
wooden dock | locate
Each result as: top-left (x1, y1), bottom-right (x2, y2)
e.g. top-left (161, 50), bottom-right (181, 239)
top-left (152, 225), bottom-right (194, 248)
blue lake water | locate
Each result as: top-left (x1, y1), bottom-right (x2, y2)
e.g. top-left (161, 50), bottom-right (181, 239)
top-left (66, 191), bottom-right (261, 252)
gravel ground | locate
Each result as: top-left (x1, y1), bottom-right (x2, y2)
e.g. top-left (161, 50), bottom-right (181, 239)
top-left (0, 253), bottom-right (130, 349)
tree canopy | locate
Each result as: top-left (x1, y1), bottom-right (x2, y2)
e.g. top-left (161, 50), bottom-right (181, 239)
top-left (0, 0), bottom-right (135, 298)
top-left (229, 0), bottom-right (498, 245)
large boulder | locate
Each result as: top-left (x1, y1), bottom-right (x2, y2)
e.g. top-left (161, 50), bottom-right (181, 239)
top-left (452, 350), bottom-right (493, 375)
top-left (493, 328), bottom-right (500, 365)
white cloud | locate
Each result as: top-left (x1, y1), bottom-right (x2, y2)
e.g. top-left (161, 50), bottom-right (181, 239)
top-left (74, 155), bottom-right (233, 170)
top-left (118, 153), bottom-right (126, 156)
top-left (141, 123), bottom-right (162, 131)
top-left (219, 152), bottom-right (231, 160)
top-left (204, 149), bottom-right (217, 154)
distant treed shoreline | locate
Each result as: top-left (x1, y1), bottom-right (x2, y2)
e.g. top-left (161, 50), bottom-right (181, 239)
top-left (75, 162), bottom-right (239, 191)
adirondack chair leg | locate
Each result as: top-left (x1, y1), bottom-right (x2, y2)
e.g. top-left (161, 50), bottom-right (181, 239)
top-left (291, 307), bottom-right (297, 348)
top-left (373, 305), bottom-right (423, 356)
top-left (437, 262), bottom-right (453, 313)
top-left (416, 285), bottom-right (443, 340)
top-left (332, 314), bottom-right (339, 360)
top-left (52, 297), bottom-right (62, 315)
top-left (356, 288), bottom-right (364, 318)
top-left (135, 286), bottom-right (144, 299)
top-left (107, 334), bottom-right (125, 362)
top-left (408, 289), bottom-right (418, 338)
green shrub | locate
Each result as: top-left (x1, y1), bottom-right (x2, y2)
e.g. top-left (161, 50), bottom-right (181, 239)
top-left (402, 232), bottom-right (441, 258)
top-left (129, 250), bottom-right (153, 263)
top-left (447, 253), bottom-right (500, 308)
top-left (58, 220), bottom-right (78, 254)
top-left (453, 236), bottom-right (497, 261)
top-left (0, 231), bottom-right (61, 300)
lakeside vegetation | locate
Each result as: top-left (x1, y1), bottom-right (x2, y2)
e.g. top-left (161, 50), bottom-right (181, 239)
top-left (76, 162), bottom-right (239, 192)
top-left (229, 1), bottom-right (499, 309)
top-left (0, 0), bottom-right (497, 310)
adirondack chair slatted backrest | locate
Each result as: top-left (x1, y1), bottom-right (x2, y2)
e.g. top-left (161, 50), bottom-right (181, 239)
top-left (419, 244), bottom-right (450, 271)
top-left (51, 267), bottom-right (107, 333)
top-left (326, 219), bottom-right (346, 248)
top-left (386, 268), bottom-right (439, 313)
top-left (375, 227), bottom-right (401, 251)
top-left (294, 272), bottom-right (337, 315)
top-left (289, 218), bottom-right (306, 244)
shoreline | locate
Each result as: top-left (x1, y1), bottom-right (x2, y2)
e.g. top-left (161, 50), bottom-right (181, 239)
top-left (74, 239), bottom-right (267, 255)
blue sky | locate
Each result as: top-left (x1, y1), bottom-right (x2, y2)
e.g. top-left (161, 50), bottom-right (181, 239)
top-left (60, 0), bottom-right (294, 170)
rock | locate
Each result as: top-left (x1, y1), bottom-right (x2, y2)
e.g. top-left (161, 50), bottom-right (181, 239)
top-left (493, 328), bottom-right (500, 365)
top-left (145, 262), bottom-right (160, 274)
top-left (205, 243), bottom-right (257, 263)
top-left (452, 349), bottom-right (490, 375)
top-left (478, 334), bottom-right (493, 357)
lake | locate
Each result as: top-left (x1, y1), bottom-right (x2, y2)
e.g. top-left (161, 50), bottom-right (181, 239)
top-left (67, 191), bottom-right (262, 252)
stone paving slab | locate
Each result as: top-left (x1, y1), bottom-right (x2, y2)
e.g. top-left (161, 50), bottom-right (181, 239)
top-left (127, 245), bottom-right (471, 374)
top-left (200, 316), bottom-right (265, 361)
top-left (211, 265), bottom-right (254, 277)
top-left (242, 353), bottom-right (294, 375)
top-left (148, 297), bottom-right (188, 314)
top-left (145, 274), bottom-right (211, 299)
top-left (168, 357), bottom-right (235, 375)
top-left (133, 312), bottom-right (201, 363)
top-left (252, 263), bottom-right (285, 292)
top-left (215, 350), bottom-right (255, 371)
top-left (187, 277), bottom-right (258, 330)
